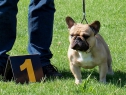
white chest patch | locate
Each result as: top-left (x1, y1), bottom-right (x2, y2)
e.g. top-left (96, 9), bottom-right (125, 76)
top-left (77, 51), bottom-right (93, 67)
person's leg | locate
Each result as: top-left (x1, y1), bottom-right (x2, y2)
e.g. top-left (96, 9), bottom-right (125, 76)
top-left (28, 0), bottom-right (62, 77)
top-left (0, 0), bottom-right (19, 75)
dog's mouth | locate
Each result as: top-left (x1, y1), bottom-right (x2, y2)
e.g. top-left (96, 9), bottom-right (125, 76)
top-left (71, 37), bottom-right (89, 51)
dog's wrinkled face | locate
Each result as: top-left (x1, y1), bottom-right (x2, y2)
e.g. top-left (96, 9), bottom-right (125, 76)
top-left (66, 16), bottom-right (100, 52)
top-left (69, 24), bottom-right (90, 51)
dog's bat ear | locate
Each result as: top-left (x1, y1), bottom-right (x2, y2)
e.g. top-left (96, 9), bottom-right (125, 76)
top-left (65, 16), bottom-right (75, 29)
top-left (89, 21), bottom-right (100, 35)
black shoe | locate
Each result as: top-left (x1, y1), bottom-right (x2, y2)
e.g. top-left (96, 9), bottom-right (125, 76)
top-left (0, 66), bottom-right (5, 76)
top-left (42, 64), bottom-right (62, 78)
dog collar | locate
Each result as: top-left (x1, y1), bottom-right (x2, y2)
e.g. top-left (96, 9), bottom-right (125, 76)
top-left (86, 49), bottom-right (91, 53)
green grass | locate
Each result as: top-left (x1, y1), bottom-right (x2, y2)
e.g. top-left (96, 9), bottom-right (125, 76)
top-left (0, 0), bottom-right (126, 95)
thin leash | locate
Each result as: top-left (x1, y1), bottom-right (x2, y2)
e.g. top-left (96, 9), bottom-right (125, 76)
top-left (81, 0), bottom-right (88, 24)
top-left (81, 0), bottom-right (96, 34)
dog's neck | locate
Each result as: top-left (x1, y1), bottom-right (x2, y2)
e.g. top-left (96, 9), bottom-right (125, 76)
top-left (86, 37), bottom-right (98, 53)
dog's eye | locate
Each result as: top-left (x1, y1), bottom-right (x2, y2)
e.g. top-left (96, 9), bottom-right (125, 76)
top-left (83, 35), bottom-right (90, 39)
top-left (70, 34), bottom-right (74, 38)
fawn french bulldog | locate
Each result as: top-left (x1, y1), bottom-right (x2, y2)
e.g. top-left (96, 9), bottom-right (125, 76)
top-left (66, 16), bottom-right (114, 84)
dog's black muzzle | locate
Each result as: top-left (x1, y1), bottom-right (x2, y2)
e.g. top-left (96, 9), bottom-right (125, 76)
top-left (71, 36), bottom-right (89, 51)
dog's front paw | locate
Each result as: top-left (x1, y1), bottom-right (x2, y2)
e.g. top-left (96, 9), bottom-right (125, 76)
top-left (75, 79), bottom-right (82, 84)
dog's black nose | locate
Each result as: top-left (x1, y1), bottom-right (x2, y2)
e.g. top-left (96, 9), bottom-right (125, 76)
top-left (75, 36), bottom-right (81, 41)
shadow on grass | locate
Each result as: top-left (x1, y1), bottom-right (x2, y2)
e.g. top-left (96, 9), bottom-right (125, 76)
top-left (107, 70), bottom-right (126, 87)
top-left (61, 69), bottom-right (126, 87)
top-left (0, 69), bottom-right (126, 87)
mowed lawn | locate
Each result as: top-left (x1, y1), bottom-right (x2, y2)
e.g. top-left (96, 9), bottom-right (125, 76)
top-left (0, 0), bottom-right (126, 95)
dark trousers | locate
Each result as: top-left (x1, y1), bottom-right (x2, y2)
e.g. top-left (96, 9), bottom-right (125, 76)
top-left (0, 0), bottom-right (55, 67)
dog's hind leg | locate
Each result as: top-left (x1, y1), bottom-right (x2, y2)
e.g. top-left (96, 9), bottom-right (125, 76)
top-left (99, 63), bottom-right (108, 83)
top-left (107, 55), bottom-right (114, 75)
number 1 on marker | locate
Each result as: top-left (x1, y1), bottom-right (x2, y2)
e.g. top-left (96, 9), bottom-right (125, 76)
top-left (20, 59), bottom-right (36, 82)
